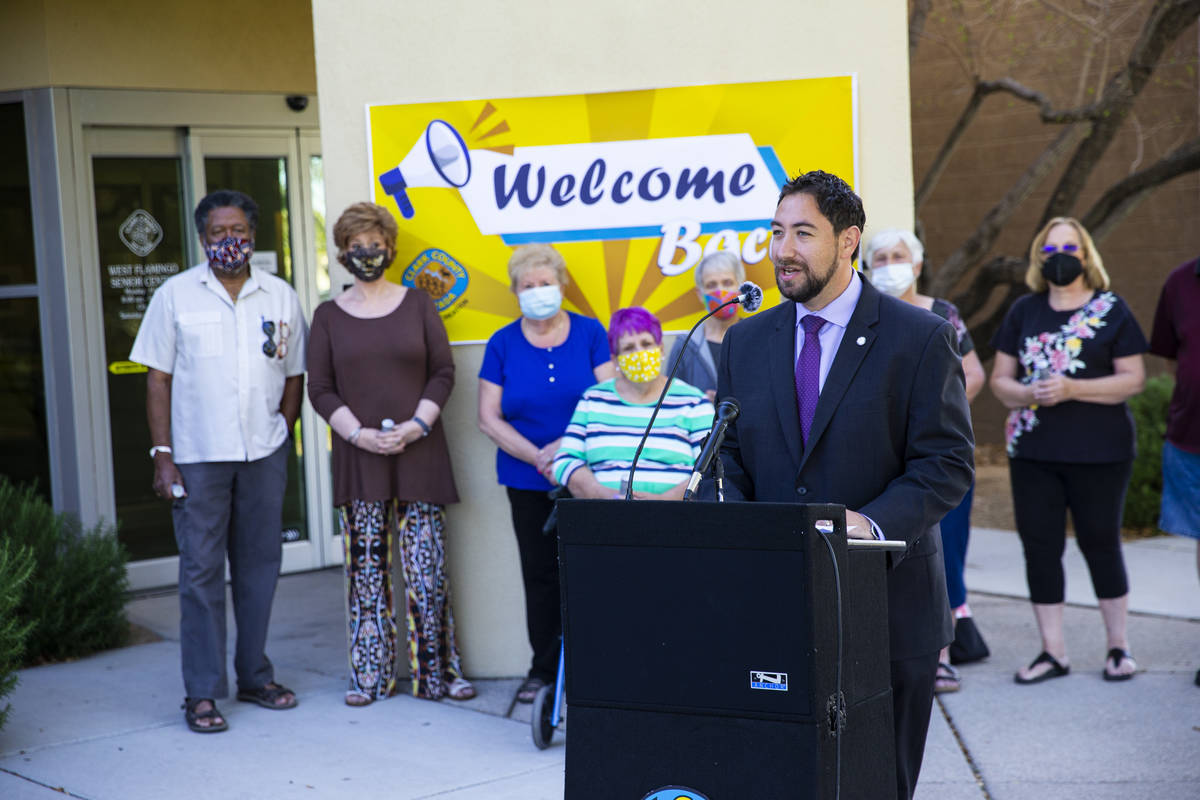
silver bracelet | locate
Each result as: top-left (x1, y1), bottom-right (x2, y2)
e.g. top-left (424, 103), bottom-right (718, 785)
top-left (347, 426), bottom-right (363, 445)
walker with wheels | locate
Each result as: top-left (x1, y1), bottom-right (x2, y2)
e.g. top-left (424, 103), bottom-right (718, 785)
top-left (530, 639), bottom-right (565, 749)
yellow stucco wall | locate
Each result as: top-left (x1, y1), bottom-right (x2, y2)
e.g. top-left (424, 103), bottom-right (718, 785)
top-left (311, 0), bottom-right (917, 677)
top-left (0, 0), bottom-right (316, 93)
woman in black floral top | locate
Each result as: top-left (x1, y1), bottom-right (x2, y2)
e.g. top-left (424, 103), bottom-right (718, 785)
top-left (865, 229), bottom-right (987, 694)
top-left (989, 217), bottom-right (1147, 685)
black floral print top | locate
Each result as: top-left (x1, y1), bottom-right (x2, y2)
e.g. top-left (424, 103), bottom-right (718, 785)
top-left (931, 298), bottom-right (974, 357)
top-left (991, 290), bottom-right (1147, 463)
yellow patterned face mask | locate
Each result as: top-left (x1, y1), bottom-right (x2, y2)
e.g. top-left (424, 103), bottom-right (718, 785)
top-left (617, 347), bottom-right (663, 383)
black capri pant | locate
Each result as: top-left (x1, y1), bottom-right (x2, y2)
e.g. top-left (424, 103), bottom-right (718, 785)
top-left (1009, 457), bottom-right (1132, 605)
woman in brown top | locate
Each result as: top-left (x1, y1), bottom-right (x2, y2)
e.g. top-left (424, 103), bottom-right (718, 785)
top-left (307, 202), bottom-right (473, 705)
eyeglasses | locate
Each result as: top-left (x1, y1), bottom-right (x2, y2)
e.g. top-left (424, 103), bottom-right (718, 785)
top-left (1041, 243), bottom-right (1080, 255)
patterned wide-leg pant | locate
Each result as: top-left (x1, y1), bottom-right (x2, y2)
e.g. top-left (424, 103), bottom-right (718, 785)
top-left (339, 498), bottom-right (466, 700)
top-left (340, 500), bottom-right (399, 699)
top-left (397, 500), bottom-right (465, 699)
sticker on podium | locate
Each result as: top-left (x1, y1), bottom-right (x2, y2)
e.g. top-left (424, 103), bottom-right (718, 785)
top-left (641, 787), bottom-right (710, 800)
top-left (750, 670), bottom-right (789, 691)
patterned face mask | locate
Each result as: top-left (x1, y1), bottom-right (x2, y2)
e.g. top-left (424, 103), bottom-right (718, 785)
top-left (704, 290), bottom-right (739, 319)
top-left (338, 245), bottom-right (393, 282)
top-left (204, 236), bottom-right (254, 275)
top-left (617, 347), bottom-right (663, 383)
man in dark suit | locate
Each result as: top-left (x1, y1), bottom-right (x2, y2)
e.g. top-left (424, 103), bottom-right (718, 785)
top-left (717, 171), bottom-right (974, 800)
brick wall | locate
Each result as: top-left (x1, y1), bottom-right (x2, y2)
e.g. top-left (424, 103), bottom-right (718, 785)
top-left (910, 0), bottom-right (1199, 445)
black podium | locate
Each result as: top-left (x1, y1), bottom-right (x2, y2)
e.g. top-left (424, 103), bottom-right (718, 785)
top-left (556, 499), bottom-right (896, 800)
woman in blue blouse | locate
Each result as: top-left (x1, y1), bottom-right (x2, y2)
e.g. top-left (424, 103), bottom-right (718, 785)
top-left (990, 217), bottom-right (1147, 685)
top-left (477, 244), bottom-right (614, 703)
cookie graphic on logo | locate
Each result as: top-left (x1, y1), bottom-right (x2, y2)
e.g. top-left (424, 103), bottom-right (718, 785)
top-left (402, 249), bottom-right (469, 312)
top-left (413, 263), bottom-right (457, 300)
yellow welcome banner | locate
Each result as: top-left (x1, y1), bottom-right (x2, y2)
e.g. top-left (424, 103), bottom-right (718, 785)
top-left (367, 77), bottom-right (856, 343)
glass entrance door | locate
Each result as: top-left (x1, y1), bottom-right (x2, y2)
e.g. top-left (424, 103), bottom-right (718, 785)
top-left (85, 126), bottom-right (333, 590)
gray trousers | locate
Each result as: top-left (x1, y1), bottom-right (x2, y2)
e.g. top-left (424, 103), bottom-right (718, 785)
top-left (173, 441), bottom-right (288, 699)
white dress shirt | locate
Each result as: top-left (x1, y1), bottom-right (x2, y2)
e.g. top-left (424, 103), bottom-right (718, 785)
top-left (130, 263), bottom-right (308, 464)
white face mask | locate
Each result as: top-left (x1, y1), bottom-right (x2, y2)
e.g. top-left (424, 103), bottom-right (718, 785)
top-left (518, 285), bottom-right (563, 320)
top-left (868, 262), bottom-right (916, 296)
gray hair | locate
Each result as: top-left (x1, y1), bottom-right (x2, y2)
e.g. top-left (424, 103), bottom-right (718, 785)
top-left (693, 250), bottom-right (746, 291)
top-left (863, 228), bottom-right (924, 269)
top-left (194, 189), bottom-right (259, 235)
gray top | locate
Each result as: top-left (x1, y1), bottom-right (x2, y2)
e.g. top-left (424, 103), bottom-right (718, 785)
top-left (666, 331), bottom-right (718, 395)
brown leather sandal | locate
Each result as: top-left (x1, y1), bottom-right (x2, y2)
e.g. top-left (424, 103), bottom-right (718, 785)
top-left (183, 697), bottom-right (228, 733)
top-left (236, 681), bottom-right (298, 709)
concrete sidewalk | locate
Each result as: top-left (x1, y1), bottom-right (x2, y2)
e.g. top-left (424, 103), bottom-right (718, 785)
top-left (1, 528), bottom-right (1197, 799)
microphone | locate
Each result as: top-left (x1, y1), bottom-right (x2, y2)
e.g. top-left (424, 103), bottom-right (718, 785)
top-left (683, 398), bottom-right (740, 501)
top-left (623, 284), bottom-right (757, 500)
top-left (738, 281), bottom-right (764, 312)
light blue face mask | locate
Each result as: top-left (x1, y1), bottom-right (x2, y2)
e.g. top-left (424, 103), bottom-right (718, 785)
top-left (518, 285), bottom-right (563, 320)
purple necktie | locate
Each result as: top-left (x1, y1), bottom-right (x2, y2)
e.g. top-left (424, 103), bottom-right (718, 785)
top-left (796, 314), bottom-right (827, 445)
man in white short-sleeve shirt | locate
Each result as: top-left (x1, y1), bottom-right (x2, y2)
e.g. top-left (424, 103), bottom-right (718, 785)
top-left (129, 189), bottom-right (307, 733)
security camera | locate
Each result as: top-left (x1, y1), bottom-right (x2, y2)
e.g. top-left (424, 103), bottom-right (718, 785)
top-left (285, 95), bottom-right (309, 112)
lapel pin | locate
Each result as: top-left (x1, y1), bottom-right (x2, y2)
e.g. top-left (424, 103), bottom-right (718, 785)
top-left (856, 336), bottom-right (866, 346)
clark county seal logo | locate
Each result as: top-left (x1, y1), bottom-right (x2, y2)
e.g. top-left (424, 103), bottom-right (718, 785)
top-left (641, 788), bottom-right (710, 800)
top-left (402, 248), bottom-right (469, 312)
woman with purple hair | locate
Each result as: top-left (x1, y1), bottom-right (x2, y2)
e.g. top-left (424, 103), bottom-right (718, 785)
top-left (553, 307), bottom-right (715, 499)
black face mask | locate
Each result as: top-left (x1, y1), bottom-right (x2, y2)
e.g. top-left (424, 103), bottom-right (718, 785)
top-left (1041, 252), bottom-right (1083, 287)
top-left (338, 245), bottom-right (393, 282)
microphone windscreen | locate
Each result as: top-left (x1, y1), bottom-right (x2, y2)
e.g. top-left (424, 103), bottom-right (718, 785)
top-left (716, 397), bottom-right (741, 422)
top-left (739, 281), bottom-right (764, 312)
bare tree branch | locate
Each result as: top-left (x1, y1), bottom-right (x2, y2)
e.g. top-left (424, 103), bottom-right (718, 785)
top-left (927, 122), bottom-right (1092, 296)
top-left (909, 0), bottom-right (933, 57)
top-left (980, 77), bottom-right (1102, 122)
top-left (952, 256), bottom-right (1028, 321)
top-left (1038, 0), bottom-right (1102, 34)
top-left (967, 283), bottom-right (1029, 364)
top-left (1082, 134), bottom-right (1200, 241)
top-left (916, 78), bottom-right (1099, 212)
top-left (1039, 0), bottom-right (1200, 225)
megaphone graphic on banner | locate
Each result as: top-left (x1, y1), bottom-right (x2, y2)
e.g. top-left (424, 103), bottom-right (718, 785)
top-left (379, 119), bottom-right (472, 219)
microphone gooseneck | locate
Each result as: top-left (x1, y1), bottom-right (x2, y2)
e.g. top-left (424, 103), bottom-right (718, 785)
top-left (683, 398), bottom-right (741, 501)
top-left (623, 291), bottom-right (750, 500)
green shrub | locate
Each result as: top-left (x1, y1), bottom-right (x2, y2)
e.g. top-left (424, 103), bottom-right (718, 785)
top-left (0, 477), bottom-right (130, 665)
top-left (0, 540), bottom-right (35, 730)
top-left (1124, 375), bottom-right (1174, 531)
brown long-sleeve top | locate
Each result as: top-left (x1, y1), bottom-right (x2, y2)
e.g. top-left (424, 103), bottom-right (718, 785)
top-left (307, 288), bottom-right (459, 507)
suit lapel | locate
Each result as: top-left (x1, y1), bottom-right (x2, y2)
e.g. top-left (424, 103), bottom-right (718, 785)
top-left (768, 303), bottom-right (804, 470)
top-left (798, 278), bottom-right (881, 472)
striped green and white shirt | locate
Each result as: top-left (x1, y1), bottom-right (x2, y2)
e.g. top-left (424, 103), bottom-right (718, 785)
top-left (552, 378), bottom-right (715, 496)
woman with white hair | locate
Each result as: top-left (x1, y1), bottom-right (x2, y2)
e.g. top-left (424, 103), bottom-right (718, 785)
top-left (864, 229), bottom-right (987, 694)
top-left (477, 244), bottom-right (614, 704)
top-left (665, 250), bottom-right (746, 401)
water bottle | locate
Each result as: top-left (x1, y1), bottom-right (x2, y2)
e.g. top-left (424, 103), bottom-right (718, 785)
top-left (381, 418), bottom-right (395, 431)
top-left (170, 483), bottom-right (186, 499)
